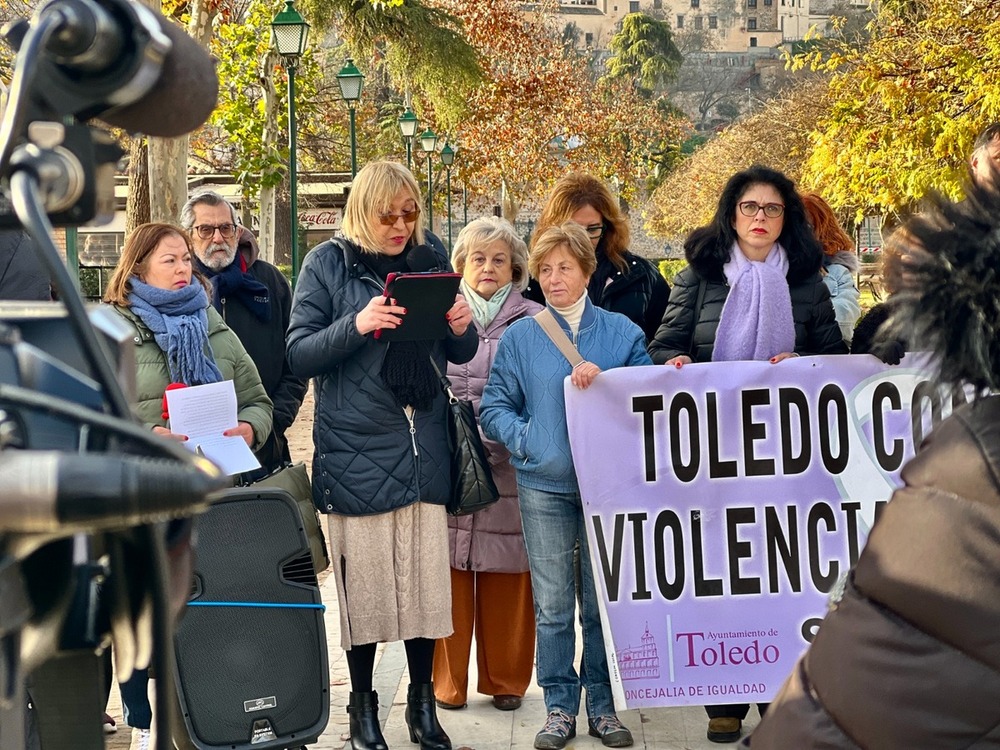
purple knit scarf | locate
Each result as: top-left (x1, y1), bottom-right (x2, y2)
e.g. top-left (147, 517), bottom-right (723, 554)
top-left (712, 242), bottom-right (795, 362)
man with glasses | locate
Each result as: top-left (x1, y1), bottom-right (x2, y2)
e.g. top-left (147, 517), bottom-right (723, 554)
top-left (180, 190), bottom-right (307, 479)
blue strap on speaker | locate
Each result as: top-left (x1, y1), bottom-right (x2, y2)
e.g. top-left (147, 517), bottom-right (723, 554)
top-left (188, 601), bottom-right (326, 610)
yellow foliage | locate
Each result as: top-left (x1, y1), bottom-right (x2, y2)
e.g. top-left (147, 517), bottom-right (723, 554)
top-left (648, 0), bottom-right (1000, 242)
top-left (801, 0), bottom-right (1000, 223)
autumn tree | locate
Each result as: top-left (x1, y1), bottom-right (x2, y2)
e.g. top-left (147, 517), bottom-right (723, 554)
top-left (433, 0), bottom-right (684, 220)
top-left (795, 0), bottom-right (1000, 222)
top-left (646, 77), bottom-right (830, 241)
top-left (302, 0), bottom-right (481, 130)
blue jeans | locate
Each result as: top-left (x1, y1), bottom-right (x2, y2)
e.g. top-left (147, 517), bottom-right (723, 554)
top-left (518, 484), bottom-right (614, 720)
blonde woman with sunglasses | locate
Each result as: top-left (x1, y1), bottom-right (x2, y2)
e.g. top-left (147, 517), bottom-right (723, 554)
top-left (287, 161), bottom-right (476, 750)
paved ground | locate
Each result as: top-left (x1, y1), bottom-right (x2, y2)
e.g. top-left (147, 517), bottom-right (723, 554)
top-left (104, 387), bottom-right (761, 749)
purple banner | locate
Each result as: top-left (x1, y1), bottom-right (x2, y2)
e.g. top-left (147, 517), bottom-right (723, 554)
top-left (566, 354), bottom-right (955, 709)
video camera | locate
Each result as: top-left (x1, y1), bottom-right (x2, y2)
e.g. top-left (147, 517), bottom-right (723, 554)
top-left (0, 2), bottom-right (223, 748)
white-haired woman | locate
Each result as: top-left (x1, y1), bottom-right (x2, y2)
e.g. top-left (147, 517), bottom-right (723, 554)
top-left (287, 161), bottom-right (476, 750)
top-left (431, 217), bottom-right (542, 713)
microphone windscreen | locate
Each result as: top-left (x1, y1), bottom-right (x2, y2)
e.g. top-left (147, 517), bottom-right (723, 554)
top-left (406, 243), bottom-right (440, 272)
top-left (99, 15), bottom-right (218, 137)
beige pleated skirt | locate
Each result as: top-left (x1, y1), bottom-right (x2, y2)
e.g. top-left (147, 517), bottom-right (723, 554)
top-left (326, 501), bottom-right (453, 650)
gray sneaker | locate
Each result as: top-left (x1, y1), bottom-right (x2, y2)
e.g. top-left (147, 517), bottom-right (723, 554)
top-left (534, 709), bottom-right (577, 750)
top-left (589, 714), bottom-right (634, 747)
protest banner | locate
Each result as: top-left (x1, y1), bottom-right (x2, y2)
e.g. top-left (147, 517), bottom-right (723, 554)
top-left (566, 354), bottom-right (959, 710)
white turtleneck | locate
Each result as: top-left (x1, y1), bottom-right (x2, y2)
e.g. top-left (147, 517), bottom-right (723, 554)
top-left (551, 291), bottom-right (588, 339)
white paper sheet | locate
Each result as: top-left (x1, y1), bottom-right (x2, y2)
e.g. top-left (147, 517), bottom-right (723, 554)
top-left (165, 381), bottom-right (261, 475)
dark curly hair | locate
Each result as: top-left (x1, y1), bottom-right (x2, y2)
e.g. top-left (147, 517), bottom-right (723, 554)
top-left (684, 165), bottom-right (822, 284)
top-left (884, 180), bottom-right (1000, 396)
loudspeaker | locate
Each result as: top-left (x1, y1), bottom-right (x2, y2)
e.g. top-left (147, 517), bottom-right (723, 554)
top-left (173, 488), bottom-right (329, 749)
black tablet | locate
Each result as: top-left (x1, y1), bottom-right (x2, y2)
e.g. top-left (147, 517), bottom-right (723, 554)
top-left (375, 271), bottom-right (461, 342)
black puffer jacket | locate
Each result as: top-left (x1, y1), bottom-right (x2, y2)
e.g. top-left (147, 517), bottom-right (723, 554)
top-left (0, 230), bottom-right (50, 301)
top-left (202, 232), bottom-right (306, 474)
top-left (748, 397), bottom-right (1000, 748)
top-left (525, 249), bottom-right (669, 343)
top-left (648, 263), bottom-right (847, 363)
top-left (286, 237), bottom-right (478, 516)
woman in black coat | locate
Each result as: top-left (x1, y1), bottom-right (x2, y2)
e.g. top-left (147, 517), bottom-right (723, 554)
top-left (647, 165), bottom-right (846, 744)
top-left (649, 165), bottom-right (846, 369)
top-left (525, 173), bottom-right (670, 342)
top-left (287, 161), bottom-right (477, 750)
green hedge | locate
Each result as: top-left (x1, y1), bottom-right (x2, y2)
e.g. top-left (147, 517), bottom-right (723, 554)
top-left (658, 258), bottom-right (688, 283)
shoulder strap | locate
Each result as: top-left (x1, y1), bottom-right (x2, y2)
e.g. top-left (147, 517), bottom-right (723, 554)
top-left (534, 308), bottom-right (584, 367)
top-left (687, 277), bottom-right (708, 356)
top-left (428, 356), bottom-right (457, 401)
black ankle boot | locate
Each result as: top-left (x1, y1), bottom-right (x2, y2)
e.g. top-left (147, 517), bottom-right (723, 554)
top-left (405, 683), bottom-right (452, 750)
top-left (347, 691), bottom-right (388, 750)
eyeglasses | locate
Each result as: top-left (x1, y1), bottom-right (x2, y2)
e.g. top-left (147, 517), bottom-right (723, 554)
top-left (378, 208), bottom-right (420, 226)
top-left (738, 201), bottom-right (784, 218)
top-left (582, 223), bottom-right (605, 239)
top-left (192, 223), bottom-right (238, 239)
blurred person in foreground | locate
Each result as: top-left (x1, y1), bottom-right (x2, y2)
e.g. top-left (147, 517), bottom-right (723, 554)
top-left (801, 193), bottom-right (861, 346)
top-left (103, 222), bottom-right (272, 750)
top-left (481, 223), bottom-right (651, 750)
top-left (286, 160), bottom-right (476, 750)
top-left (431, 217), bottom-right (541, 713)
top-left (745, 177), bottom-right (1000, 749)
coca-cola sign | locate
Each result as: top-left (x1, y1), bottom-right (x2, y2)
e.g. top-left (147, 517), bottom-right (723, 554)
top-left (298, 208), bottom-right (343, 229)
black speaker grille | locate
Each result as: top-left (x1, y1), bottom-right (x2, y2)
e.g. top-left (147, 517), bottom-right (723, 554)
top-left (175, 490), bottom-right (329, 749)
top-left (283, 550), bottom-right (318, 587)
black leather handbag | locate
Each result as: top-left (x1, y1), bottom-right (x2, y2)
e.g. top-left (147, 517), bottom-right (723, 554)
top-left (430, 358), bottom-right (500, 516)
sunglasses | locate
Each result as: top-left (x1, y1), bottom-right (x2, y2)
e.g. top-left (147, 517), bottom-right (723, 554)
top-left (738, 201), bottom-right (784, 218)
top-left (378, 208), bottom-right (420, 226)
top-left (193, 223), bottom-right (238, 240)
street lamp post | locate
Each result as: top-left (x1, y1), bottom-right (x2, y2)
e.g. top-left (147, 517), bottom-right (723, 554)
top-left (336, 58), bottom-right (364, 178)
top-left (419, 128), bottom-right (437, 230)
top-left (397, 107), bottom-right (419, 170)
top-left (270, 0), bottom-right (310, 289)
top-left (439, 143), bottom-right (455, 248)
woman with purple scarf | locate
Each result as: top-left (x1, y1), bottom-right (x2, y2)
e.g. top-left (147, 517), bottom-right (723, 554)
top-left (647, 165), bottom-right (846, 744)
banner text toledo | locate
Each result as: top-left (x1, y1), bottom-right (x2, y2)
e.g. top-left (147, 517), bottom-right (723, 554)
top-left (565, 355), bottom-right (963, 709)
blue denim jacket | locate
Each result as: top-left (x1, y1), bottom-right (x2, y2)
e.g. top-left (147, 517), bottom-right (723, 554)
top-left (480, 298), bottom-right (651, 494)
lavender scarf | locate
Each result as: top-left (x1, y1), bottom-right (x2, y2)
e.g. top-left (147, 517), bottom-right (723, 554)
top-left (712, 242), bottom-right (795, 362)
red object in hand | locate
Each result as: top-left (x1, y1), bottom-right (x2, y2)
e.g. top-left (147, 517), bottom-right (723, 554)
top-left (162, 382), bottom-right (188, 420)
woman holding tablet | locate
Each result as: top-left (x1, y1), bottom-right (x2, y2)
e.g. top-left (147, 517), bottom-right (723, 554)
top-left (287, 160), bottom-right (475, 750)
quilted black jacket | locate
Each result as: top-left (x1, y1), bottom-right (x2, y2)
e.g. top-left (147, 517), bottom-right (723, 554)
top-left (648, 264), bottom-right (847, 363)
top-left (286, 237), bottom-right (478, 516)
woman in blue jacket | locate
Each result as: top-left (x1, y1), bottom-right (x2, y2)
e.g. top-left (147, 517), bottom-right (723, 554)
top-left (480, 223), bottom-right (651, 750)
top-left (286, 161), bottom-right (477, 750)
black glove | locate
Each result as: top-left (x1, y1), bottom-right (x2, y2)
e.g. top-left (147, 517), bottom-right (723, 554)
top-left (870, 339), bottom-right (905, 366)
